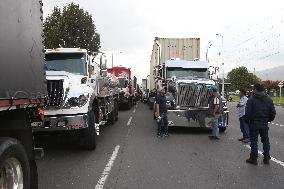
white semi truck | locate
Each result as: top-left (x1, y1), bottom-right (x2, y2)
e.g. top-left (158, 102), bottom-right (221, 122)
top-left (154, 59), bottom-right (229, 131)
top-left (32, 48), bottom-right (119, 150)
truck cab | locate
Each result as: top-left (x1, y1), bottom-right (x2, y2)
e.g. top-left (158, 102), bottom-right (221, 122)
top-left (33, 48), bottom-right (119, 150)
top-left (154, 59), bottom-right (229, 131)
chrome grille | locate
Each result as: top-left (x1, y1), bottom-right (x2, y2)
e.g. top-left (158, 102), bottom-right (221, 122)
top-left (176, 83), bottom-right (210, 108)
top-left (47, 80), bottom-right (64, 107)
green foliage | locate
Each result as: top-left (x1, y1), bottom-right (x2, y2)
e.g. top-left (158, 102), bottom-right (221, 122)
top-left (43, 3), bottom-right (100, 52)
top-left (227, 66), bottom-right (261, 91)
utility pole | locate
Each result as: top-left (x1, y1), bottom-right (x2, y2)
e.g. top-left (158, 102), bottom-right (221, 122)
top-left (279, 82), bottom-right (283, 104)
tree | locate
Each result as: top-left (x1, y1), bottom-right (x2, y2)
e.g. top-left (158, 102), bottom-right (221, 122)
top-left (263, 80), bottom-right (280, 93)
top-left (43, 3), bottom-right (101, 52)
top-left (227, 66), bottom-right (261, 91)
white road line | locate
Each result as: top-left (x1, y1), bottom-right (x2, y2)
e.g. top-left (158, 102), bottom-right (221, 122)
top-left (127, 116), bottom-right (133, 126)
top-left (244, 145), bottom-right (284, 167)
top-left (133, 108), bottom-right (136, 113)
top-left (95, 145), bottom-right (120, 189)
top-left (275, 123), bottom-right (279, 126)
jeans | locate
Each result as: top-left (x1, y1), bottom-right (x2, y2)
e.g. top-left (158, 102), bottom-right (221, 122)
top-left (157, 112), bottom-right (168, 134)
top-left (210, 116), bottom-right (219, 137)
top-left (239, 116), bottom-right (249, 138)
top-left (249, 122), bottom-right (270, 159)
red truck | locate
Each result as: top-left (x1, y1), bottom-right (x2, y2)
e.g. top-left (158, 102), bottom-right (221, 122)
top-left (107, 66), bottom-right (134, 109)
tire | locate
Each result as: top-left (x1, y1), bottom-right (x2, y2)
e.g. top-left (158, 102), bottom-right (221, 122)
top-left (107, 109), bottom-right (115, 125)
top-left (127, 100), bottom-right (131, 110)
top-left (82, 111), bottom-right (96, 150)
top-left (219, 127), bottom-right (226, 132)
top-left (114, 100), bottom-right (118, 121)
top-left (0, 138), bottom-right (31, 189)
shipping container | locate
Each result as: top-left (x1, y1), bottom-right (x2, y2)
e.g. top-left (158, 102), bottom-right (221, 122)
top-left (149, 37), bottom-right (200, 90)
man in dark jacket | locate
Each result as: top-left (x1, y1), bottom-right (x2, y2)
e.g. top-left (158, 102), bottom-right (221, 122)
top-left (155, 87), bottom-right (169, 137)
top-left (245, 83), bottom-right (276, 165)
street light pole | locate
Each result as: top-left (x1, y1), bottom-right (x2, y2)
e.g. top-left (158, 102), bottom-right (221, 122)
top-left (216, 34), bottom-right (225, 97)
top-left (111, 53), bottom-right (114, 68)
top-left (206, 41), bottom-right (213, 63)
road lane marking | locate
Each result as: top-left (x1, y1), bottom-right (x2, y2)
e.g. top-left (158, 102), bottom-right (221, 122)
top-left (244, 145), bottom-right (284, 167)
top-left (269, 122), bottom-right (284, 127)
top-left (127, 116), bottom-right (133, 126)
top-left (95, 145), bottom-right (120, 189)
top-left (133, 108), bottom-right (136, 113)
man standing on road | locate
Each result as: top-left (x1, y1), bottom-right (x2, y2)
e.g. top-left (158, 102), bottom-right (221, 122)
top-left (208, 85), bottom-right (222, 140)
top-left (155, 87), bottom-right (169, 137)
top-left (245, 83), bottom-right (276, 165)
top-left (237, 89), bottom-right (249, 143)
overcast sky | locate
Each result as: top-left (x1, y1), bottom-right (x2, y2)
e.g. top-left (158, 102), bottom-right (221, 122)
top-left (43, 0), bottom-right (284, 82)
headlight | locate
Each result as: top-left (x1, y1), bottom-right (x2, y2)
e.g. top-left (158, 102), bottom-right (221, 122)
top-left (64, 93), bottom-right (89, 108)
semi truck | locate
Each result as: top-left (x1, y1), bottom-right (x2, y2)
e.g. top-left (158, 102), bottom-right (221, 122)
top-left (32, 48), bottom-right (119, 150)
top-left (107, 66), bottom-right (134, 109)
top-left (150, 38), bottom-right (229, 131)
top-left (0, 0), bottom-right (46, 188)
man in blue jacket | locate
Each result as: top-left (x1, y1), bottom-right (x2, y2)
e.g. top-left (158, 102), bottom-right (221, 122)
top-left (245, 83), bottom-right (276, 165)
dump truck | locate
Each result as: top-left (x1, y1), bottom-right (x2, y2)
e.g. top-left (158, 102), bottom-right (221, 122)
top-left (32, 48), bottom-right (119, 150)
top-left (0, 0), bottom-right (46, 188)
top-left (107, 66), bottom-right (134, 109)
top-left (150, 37), bottom-right (229, 131)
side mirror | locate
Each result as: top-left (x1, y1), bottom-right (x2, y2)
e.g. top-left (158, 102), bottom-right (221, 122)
top-left (100, 56), bottom-right (107, 70)
top-left (100, 70), bottom-right (107, 77)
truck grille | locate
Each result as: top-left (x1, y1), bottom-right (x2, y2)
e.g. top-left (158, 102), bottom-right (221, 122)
top-left (47, 80), bottom-right (64, 107)
top-left (176, 83), bottom-right (210, 108)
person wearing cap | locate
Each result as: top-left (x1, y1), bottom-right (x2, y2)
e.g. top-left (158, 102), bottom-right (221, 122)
top-left (237, 89), bottom-right (250, 143)
top-left (245, 83), bottom-right (276, 165)
top-left (208, 85), bottom-right (222, 140)
top-left (155, 87), bottom-right (169, 137)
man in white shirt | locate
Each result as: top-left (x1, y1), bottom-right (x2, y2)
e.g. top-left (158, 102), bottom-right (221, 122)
top-left (237, 89), bottom-right (249, 143)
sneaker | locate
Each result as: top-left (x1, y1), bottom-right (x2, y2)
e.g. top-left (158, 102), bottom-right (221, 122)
top-left (263, 157), bottom-right (271, 165)
top-left (246, 157), bottom-right (258, 165)
top-left (242, 138), bottom-right (250, 143)
top-left (164, 132), bottom-right (169, 137)
top-left (208, 135), bottom-right (215, 139)
top-left (157, 132), bottom-right (162, 137)
top-left (263, 159), bottom-right (270, 165)
top-left (208, 136), bottom-right (220, 140)
top-left (238, 137), bottom-right (245, 141)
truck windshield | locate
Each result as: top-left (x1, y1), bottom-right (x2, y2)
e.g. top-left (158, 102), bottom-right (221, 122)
top-left (119, 78), bottom-right (128, 88)
top-left (167, 68), bottom-right (208, 79)
top-left (45, 53), bottom-right (87, 75)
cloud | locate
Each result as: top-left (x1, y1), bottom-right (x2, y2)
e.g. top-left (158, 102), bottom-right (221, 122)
top-left (43, 0), bottom-right (284, 82)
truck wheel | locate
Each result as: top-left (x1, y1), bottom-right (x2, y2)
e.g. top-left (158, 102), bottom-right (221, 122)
top-left (219, 127), bottom-right (226, 132)
top-left (82, 111), bottom-right (96, 150)
top-left (0, 138), bottom-right (31, 189)
top-left (127, 100), bottom-right (131, 110)
top-left (107, 109), bottom-right (115, 125)
top-left (115, 100), bottom-right (119, 121)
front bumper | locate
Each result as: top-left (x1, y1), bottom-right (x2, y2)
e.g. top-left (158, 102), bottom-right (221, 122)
top-left (118, 96), bottom-right (130, 105)
top-left (32, 114), bottom-right (88, 132)
top-left (167, 109), bottom-right (229, 128)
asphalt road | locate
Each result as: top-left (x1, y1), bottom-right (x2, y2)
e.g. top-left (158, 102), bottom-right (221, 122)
top-left (36, 102), bottom-right (284, 189)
